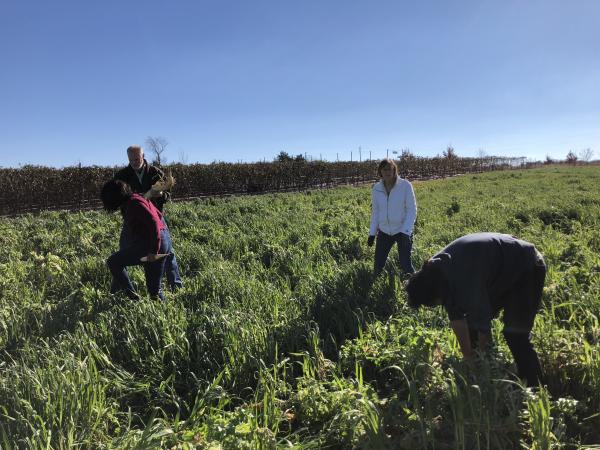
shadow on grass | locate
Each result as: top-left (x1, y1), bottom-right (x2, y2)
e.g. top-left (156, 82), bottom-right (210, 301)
top-left (311, 262), bottom-right (400, 359)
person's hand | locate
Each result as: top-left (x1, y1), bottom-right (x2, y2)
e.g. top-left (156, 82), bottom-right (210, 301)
top-left (141, 253), bottom-right (169, 263)
top-left (143, 189), bottom-right (161, 199)
top-left (367, 235), bottom-right (375, 247)
top-left (147, 188), bottom-right (163, 199)
top-left (144, 253), bottom-right (160, 263)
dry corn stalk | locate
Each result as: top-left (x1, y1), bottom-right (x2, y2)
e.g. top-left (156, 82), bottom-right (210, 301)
top-left (144, 171), bottom-right (176, 199)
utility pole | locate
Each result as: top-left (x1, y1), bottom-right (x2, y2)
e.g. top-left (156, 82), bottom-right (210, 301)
top-left (337, 153), bottom-right (339, 161)
top-left (369, 150), bottom-right (371, 160)
top-left (351, 151), bottom-right (353, 162)
top-left (359, 146), bottom-right (362, 162)
top-left (386, 149), bottom-right (389, 158)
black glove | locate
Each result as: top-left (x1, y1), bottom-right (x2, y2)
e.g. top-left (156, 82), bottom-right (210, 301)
top-left (367, 235), bottom-right (375, 247)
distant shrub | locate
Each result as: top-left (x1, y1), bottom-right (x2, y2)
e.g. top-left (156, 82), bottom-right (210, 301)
top-left (446, 198), bottom-right (461, 217)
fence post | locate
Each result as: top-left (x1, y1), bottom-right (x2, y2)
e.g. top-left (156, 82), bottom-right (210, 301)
top-left (78, 162), bottom-right (83, 210)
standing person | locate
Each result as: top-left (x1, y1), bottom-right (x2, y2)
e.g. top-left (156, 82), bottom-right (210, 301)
top-left (114, 145), bottom-right (183, 290)
top-left (367, 158), bottom-right (417, 276)
top-left (405, 232), bottom-right (547, 387)
top-left (101, 179), bottom-right (174, 301)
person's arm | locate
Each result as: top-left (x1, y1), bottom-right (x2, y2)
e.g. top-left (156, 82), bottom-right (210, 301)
top-left (145, 166), bottom-right (167, 199)
top-left (369, 188), bottom-right (379, 238)
top-left (450, 318), bottom-right (474, 360)
top-left (154, 168), bottom-right (172, 202)
top-left (400, 181), bottom-right (417, 235)
top-left (477, 330), bottom-right (492, 351)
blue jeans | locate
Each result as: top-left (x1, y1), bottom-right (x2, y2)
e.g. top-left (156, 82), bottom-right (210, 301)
top-left (161, 218), bottom-right (183, 289)
top-left (112, 218), bottom-right (183, 290)
top-left (107, 228), bottom-right (173, 300)
top-left (374, 231), bottom-right (415, 275)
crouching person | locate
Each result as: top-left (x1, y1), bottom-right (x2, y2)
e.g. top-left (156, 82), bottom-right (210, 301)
top-left (101, 179), bottom-right (174, 301)
top-left (405, 232), bottom-right (546, 387)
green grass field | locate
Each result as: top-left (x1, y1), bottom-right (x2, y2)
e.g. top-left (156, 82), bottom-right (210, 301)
top-left (1, 166), bottom-right (599, 449)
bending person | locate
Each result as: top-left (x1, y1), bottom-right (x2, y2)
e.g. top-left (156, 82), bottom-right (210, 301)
top-left (114, 145), bottom-right (183, 290)
top-left (405, 232), bottom-right (546, 387)
top-left (101, 179), bottom-right (174, 301)
top-left (368, 158), bottom-right (417, 276)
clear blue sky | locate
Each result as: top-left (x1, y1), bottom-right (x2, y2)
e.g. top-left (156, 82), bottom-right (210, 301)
top-left (1, 0), bottom-right (598, 167)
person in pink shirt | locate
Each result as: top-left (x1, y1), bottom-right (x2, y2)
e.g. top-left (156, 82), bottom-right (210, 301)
top-left (100, 179), bottom-right (174, 300)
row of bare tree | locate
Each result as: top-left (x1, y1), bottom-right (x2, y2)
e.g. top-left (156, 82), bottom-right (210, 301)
top-left (0, 155), bottom-right (537, 216)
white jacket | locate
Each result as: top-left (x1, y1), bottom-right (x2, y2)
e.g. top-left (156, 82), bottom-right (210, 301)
top-left (369, 177), bottom-right (417, 236)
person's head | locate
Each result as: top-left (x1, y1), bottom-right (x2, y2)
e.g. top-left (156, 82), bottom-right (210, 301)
top-left (101, 179), bottom-right (132, 211)
top-left (405, 254), bottom-right (450, 309)
top-left (127, 145), bottom-right (144, 171)
top-left (377, 158), bottom-right (398, 182)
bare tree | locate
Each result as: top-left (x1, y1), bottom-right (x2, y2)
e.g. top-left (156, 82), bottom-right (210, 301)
top-left (178, 150), bottom-right (189, 164)
top-left (275, 151), bottom-right (293, 162)
top-left (565, 150), bottom-right (578, 165)
top-left (145, 136), bottom-right (169, 166)
top-left (443, 145), bottom-right (457, 159)
top-left (579, 148), bottom-right (594, 163)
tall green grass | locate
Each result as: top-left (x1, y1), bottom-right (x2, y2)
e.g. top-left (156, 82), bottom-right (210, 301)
top-left (0, 166), bottom-right (599, 448)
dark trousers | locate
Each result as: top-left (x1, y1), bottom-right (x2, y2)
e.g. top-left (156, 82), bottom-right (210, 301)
top-left (111, 219), bottom-right (182, 291)
top-left (374, 231), bottom-right (415, 275)
top-left (502, 261), bottom-right (546, 387)
top-left (469, 328), bottom-right (543, 387)
top-left (475, 259), bottom-right (545, 387)
top-left (504, 331), bottom-right (544, 387)
top-left (160, 217), bottom-right (183, 289)
top-left (107, 228), bottom-right (173, 300)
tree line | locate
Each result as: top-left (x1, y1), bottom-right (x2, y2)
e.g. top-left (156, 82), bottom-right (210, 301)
top-left (1, 155), bottom-right (535, 216)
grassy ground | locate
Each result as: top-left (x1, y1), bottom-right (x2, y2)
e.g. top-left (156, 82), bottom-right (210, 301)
top-left (0, 166), bottom-right (599, 449)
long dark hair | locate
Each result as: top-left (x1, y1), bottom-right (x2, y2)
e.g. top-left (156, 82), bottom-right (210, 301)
top-left (100, 179), bottom-right (132, 211)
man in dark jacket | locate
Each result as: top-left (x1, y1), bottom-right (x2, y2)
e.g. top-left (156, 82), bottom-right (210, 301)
top-left (113, 145), bottom-right (183, 290)
top-left (406, 232), bottom-right (546, 387)
top-left (115, 145), bottom-right (170, 211)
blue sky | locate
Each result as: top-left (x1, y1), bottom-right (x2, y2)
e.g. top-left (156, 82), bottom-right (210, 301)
top-left (1, 0), bottom-right (598, 167)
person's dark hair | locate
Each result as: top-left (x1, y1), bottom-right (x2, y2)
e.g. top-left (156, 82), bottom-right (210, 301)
top-left (377, 158), bottom-right (398, 178)
top-left (101, 179), bottom-right (132, 211)
top-left (405, 260), bottom-right (446, 308)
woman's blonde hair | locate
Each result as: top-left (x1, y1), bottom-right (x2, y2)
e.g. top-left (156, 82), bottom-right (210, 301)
top-left (377, 158), bottom-right (398, 177)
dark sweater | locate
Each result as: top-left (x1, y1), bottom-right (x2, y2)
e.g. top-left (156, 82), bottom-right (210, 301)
top-left (436, 233), bottom-right (539, 331)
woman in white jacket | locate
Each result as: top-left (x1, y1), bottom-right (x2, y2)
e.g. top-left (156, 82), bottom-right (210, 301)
top-left (368, 158), bottom-right (417, 275)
